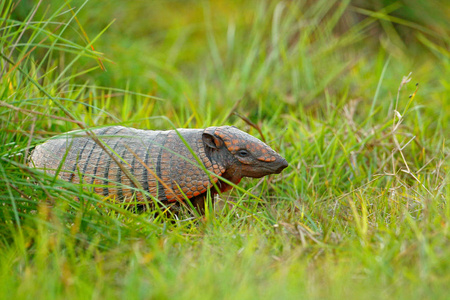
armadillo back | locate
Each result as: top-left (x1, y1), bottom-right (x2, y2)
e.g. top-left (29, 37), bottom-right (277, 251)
top-left (30, 126), bottom-right (221, 204)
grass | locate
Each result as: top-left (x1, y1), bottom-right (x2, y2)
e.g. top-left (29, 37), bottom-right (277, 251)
top-left (1, 0), bottom-right (449, 299)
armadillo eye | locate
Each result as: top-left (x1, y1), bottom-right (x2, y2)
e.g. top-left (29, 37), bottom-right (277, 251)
top-left (238, 149), bottom-right (249, 157)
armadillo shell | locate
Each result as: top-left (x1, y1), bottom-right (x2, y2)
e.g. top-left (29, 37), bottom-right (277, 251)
top-left (30, 126), bottom-right (225, 204)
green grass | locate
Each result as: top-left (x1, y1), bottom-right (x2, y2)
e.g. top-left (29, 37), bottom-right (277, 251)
top-left (1, 0), bottom-right (449, 299)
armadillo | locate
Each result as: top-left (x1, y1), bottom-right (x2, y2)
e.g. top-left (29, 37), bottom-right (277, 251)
top-left (29, 126), bottom-right (288, 210)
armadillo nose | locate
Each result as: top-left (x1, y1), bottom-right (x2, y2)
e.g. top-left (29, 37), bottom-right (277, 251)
top-left (276, 158), bottom-right (288, 173)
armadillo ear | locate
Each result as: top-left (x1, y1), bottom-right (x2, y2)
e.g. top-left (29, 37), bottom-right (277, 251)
top-left (202, 132), bottom-right (223, 149)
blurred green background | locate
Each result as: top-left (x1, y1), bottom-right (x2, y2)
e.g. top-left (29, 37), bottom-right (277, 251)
top-left (10, 0), bottom-right (450, 127)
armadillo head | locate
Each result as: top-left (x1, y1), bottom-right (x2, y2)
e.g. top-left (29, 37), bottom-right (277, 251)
top-left (202, 126), bottom-right (288, 183)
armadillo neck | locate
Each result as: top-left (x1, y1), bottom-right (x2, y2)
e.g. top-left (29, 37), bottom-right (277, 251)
top-left (159, 129), bottom-right (223, 202)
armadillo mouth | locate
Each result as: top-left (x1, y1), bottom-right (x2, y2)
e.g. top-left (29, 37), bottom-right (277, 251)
top-left (249, 160), bottom-right (288, 177)
top-left (262, 158), bottom-right (288, 175)
top-left (275, 158), bottom-right (288, 173)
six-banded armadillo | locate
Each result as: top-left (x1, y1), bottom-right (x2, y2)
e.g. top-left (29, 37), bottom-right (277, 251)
top-left (29, 126), bottom-right (288, 210)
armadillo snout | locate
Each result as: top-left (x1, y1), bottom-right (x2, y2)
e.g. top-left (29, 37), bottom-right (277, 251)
top-left (275, 158), bottom-right (288, 173)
